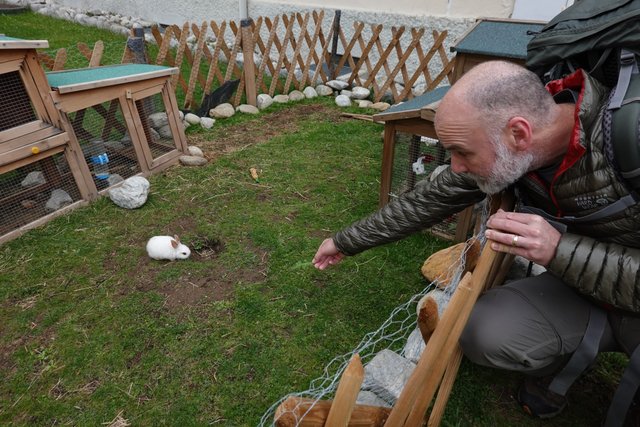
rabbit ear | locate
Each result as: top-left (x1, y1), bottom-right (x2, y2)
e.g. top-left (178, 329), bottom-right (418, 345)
top-left (171, 237), bottom-right (179, 249)
top-left (173, 234), bottom-right (181, 243)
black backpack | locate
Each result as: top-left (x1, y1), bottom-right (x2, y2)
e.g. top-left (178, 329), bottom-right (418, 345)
top-left (526, 0), bottom-right (640, 193)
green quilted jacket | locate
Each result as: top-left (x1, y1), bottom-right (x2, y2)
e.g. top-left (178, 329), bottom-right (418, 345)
top-left (333, 70), bottom-right (640, 313)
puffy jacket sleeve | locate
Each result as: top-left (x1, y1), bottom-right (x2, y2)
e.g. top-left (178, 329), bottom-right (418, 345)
top-left (333, 167), bottom-right (485, 256)
top-left (547, 233), bottom-right (640, 312)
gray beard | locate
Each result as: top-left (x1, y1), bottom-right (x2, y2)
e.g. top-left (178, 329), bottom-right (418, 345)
top-left (469, 138), bottom-right (535, 195)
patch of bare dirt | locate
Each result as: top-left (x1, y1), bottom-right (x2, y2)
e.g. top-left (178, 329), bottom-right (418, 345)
top-left (188, 103), bottom-right (343, 159)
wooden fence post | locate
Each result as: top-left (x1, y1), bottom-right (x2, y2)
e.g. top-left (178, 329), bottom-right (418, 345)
top-left (329, 10), bottom-right (341, 79)
top-left (241, 18), bottom-right (257, 106)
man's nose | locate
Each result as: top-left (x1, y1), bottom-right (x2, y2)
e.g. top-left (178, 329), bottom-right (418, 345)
top-left (450, 154), bottom-right (467, 174)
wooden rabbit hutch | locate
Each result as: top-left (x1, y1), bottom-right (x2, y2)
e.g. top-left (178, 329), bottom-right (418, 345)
top-left (0, 35), bottom-right (188, 245)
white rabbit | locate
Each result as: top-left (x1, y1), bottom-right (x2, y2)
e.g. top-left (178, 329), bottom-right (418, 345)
top-left (146, 235), bottom-right (191, 260)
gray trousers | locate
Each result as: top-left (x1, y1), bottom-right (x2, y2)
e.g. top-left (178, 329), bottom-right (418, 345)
top-left (460, 272), bottom-right (640, 377)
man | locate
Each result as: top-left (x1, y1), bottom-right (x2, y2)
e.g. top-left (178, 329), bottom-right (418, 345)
top-left (312, 61), bottom-right (640, 424)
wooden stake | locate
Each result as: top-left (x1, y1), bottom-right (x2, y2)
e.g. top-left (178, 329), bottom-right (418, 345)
top-left (427, 345), bottom-right (463, 427)
top-left (326, 354), bottom-right (365, 426)
top-left (274, 396), bottom-right (390, 427)
top-left (241, 19), bottom-right (257, 106)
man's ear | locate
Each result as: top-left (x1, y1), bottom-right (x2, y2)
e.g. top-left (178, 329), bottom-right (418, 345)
top-left (506, 116), bottom-right (532, 150)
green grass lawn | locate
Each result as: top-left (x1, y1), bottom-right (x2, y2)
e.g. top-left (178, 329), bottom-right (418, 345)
top-left (0, 10), bottom-right (628, 427)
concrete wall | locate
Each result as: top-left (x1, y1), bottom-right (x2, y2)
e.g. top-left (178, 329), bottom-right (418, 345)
top-left (52, 0), bottom-right (515, 25)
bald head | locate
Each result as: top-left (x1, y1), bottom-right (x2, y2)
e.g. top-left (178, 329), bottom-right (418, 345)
top-left (436, 61), bottom-right (557, 135)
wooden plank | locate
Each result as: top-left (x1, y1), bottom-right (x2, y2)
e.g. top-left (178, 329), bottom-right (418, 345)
top-left (23, 51), bottom-right (62, 125)
top-left (50, 76), bottom-right (167, 113)
top-left (241, 20), bottom-right (258, 106)
top-left (281, 14), bottom-right (308, 72)
top-left (89, 40), bottom-right (104, 67)
top-left (0, 143), bottom-right (65, 173)
top-left (364, 26), bottom-right (406, 100)
top-left (377, 27), bottom-right (425, 103)
top-left (325, 354), bottom-right (365, 426)
top-left (268, 14), bottom-right (296, 96)
top-left (393, 30), bottom-right (411, 92)
top-left (256, 16), bottom-right (280, 95)
top-left (248, 17), bottom-right (269, 94)
top-left (155, 25), bottom-right (173, 65)
top-left (184, 21), bottom-right (209, 109)
top-left (171, 23), bottom-right (191, 90)
top-left (398, 29), bottom-right (448, 101)
top-left (310, 20), bottom-right (333, 87)
top-left (224, 20), bottom-right (243, 83)
top-left (296, 10), bottom-right (326, 88)
top-left (0, 199), bottom-right (89, 247)
top-left (335, 21), bottom-right (364, 82)
top-left (0, 39), bottom-right (48, 49)
top-left (161, 80), bottom-right (189, 153)
top-left (52, 48), bottom-right (67, 71)
top-left (379, 123), bottom-right (396, 207)
top-left (57, 113), bottom-right (98, 201)
top-left (203, 20), bottom-right (228, 97)
top-left (151, 25), bottom-right (188, 92)
top-left (283, 12), bottom-right (309, 93)
top-left (0, 122), bottom-right (64, 155)
top-left (349, 24), bottom-right (382, 88)
top-left (426, 346), bottom-right (463, 427)
top-left (274, 396), bottom-right (390, 427)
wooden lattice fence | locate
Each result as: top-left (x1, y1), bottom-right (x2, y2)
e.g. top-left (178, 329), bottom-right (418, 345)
top-left (150, 10), bottom-right (455, 111)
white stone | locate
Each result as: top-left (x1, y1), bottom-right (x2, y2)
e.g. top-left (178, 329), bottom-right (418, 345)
top-left (209, 103), bottom-right (235, 118)
top-left (256, 94), bottom-right (273, 110)
top-left (403, 328), bottom-right (426, 363)
top-left (315, 84), bottom-right (333, 96)
top-left (149, 128), bottom-right (160, 142)
top-left (148, 112), bottom-right (168, 128)
top-left (157, 124), bottom-right (173, 139)
top-left (351, 86), bottom-right (371, 100)
top-left (363, 349), bottom-right (416, 404)
top-left (179, 155), bottom-right (208, 166)
top-left (273, 94), bottom-right (289, 103)
top-left (340, 89), bottom-right (353, 98)
top-left (107, 174), bottom-right (124, 186)
top-left (335, 95), bottom-right (351, 107)
top-left (356, 390), bottom-right (392, 408)
top-left (302, 86), bottom-right (318, 99)
top-left (45, 189), bottom-right (73, 212)
top-left (21, 171), bottom-right (46, 187)
top-left (187, 146), bottom-right (205, 158)
top-left (108, 176), bottom-right (150, 209)
top-left (326, 79), bottom-right (349, 90)
top-left (200, 117), bottom-right (215, 129)
top-left (412, 83), bottom-right (427, 98)
top-left (358, 100), bottom-right (374, 108)
top-left (104, 140), bottom-right (125, 151)
top-left (371, 102), bottom-right (391, 111)
top-left (184, 113), bottom-right (201, 125)
top-left (236, 104), bottom-right (260, 114)
top-left (288, 90), bottom-right (305, 101)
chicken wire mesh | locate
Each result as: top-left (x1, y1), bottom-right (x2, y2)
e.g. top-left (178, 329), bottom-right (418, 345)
top-left (0, 151), bottom-right (82, 237)
top-left (67, 100), bottom-right (141, 191)
top-left (389, 132), bottom-right (459, 240)
top-left (135, 92), bottom-right (180, 161)
top-left (0, 70), bottom-right (38, 132)
top-left (259, 201), bottom-right (492, 426)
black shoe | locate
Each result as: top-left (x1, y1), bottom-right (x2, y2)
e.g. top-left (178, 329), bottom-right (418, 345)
top-left (517, 376), bottom-right (568, 419)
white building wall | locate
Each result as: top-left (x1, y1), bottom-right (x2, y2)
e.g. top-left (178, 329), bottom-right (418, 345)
top-left (53, 0), bottom-right (515, 26)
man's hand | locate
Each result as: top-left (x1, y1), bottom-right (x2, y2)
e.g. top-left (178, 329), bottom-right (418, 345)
top-left (484, 209), bottom-right (561, 267)
top-left (312, 238), bottom-right (345, 270)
